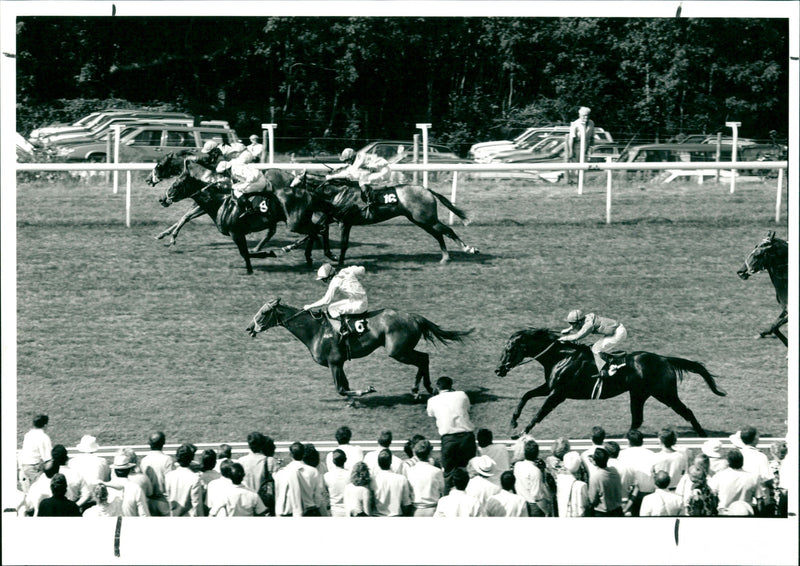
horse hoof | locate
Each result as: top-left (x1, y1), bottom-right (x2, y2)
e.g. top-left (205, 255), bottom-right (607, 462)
top-left (510, 432), bottom-right (521, 440)
top-left (468, 247), bottom-right (480, 254)
top-left (439, 257), bottom-right (451, 264)
top-left (326, 254), bottom-right (339, 262)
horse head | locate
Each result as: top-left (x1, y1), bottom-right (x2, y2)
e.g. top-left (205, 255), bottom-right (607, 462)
top-left (246, 298), bottom-right (282, 337)
top-left (289, 169), bottom-right (307, 189)
top-left (158, 161), bottom-right (228, 207)
top-left (147, 151), bottom-right (192, 186)
top-left (495, 328), bottom-right (557, 377)
top-left (738, 231), bottom-right (784, 279)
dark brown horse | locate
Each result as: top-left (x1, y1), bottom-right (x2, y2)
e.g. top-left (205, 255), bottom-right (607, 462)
top-left (295, 174), bottom-right (479, 265)
top-left (495, 328), bottom-right (726, 436)
top-left (245, 298), bottom-right (473, 400)
top-left (737, 231), bottom-right (788, 346)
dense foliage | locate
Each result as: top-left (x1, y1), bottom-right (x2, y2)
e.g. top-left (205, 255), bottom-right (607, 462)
top-left (16, 16), bottom-right (789, 152)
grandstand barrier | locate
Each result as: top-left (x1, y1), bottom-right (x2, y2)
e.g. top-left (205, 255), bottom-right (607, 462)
top-left (16, 160), bottom-right (789, 227)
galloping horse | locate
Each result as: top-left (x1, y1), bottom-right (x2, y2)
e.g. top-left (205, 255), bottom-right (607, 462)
top-left (737, 231), bottom-right (788, 346)
top-left (296, 174), bottom-right (479, 265)
top-left (495, 328), bottom-right (727, 437)
top-left (245, 298), bottom-right (473, 400)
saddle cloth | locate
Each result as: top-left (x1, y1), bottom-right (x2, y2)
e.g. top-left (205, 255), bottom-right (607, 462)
top-left (216, 194), bottom-right (272, 235)
top-left (327, 313), bottom-right (369, 337)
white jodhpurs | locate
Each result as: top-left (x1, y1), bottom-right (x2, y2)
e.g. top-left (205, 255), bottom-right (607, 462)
top-left (591, 324), bottom-right (627, 371)
top-left (327, 296), bottom-right (368, 318)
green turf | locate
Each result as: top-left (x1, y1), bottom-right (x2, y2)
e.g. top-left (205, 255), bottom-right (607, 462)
top-left (15, 171), bottom-right (789, 447)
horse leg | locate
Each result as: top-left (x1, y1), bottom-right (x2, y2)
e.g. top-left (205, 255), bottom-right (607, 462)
top-left (653, 392), bottom-right (707, 437)
top-left (251, 225), bottom-right (277, 253)
top-left (410, 220), bottom-right (450, 263)
top-left (761, 309), bottom-right (788, 346)
top-left (628, 390), bottom-right (650, 431)
top-left (304, 233), bottom-right (315, 268)
top-left (319, 221), bottom-right (338, 262)
top-left (232, 232), bottom-right (254, 275)
top-left (390, 349), bottom-right (431, 399)
top-left (524, 391), bottom-right (567, 434)
top-left (430, 220), bottom-right (479, 255)
top-left (338, 224), bottom-right (352, 267)
top-left (156, 206), bottom-right (205, 246)
top-left (510, 383), bottom-right (551, 429)
top-left (330, 362), bottom-right (375, 400)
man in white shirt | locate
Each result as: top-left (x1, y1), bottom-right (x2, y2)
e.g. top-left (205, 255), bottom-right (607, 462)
top-left (733, 427), bottom-right (773, 497)
top-left (25, 460), bottom-right (59, 516)
top-left (140, 431), bottom-right (174, 516)
top-left (477, 428), bottom-right (510, 482)
top-left (108, 450), bottom-right (150, 517)
top-left (324, 426), bottom-right (364, 471)
top-left (50, 445), bottom-right (88, 505)
top-left (513, 439), bottom-right (551, 516)
top-left (566, 106), bottom-right (596, 163)
top-left (18, 414), bottom-right (52, 493)
top-left (246, 134), bottom-right (264, 162)
top-left (275, 442), bottom-right (326, 516)
top-left (427, 376), bottom-right (476, 491)
top-left (486, 471), bottom-right (529, 517)
top-left (652, 427), bottom-right (688, 489)
top-left (323, 449), bottom-right (350, 517)
top-left (708, 449), bottom-right (759, 515)
top-left (70, 435), bottom-right (111, 496)
top-left (434, 468), bottom-right (484, 517)
top-left (617, 428), bottom-right (657, 516)
top-left (405, 439), bottom-right (445, 517)
top-left (212, 462), bottom-right (267, 517)
top-left (363, 430), bottom-right (404, 475)
top-left (206, 460), bottom-right (235, 516)
top-left (579, 426), bottom-right (606, 478)
top-left (372, 450), bottom-right (413, 516)
top-left (466, 455), bottom-right (501, 505)
top-left (165, 443), bottom-right (204, 516)
top-left (640, 471), bottom-right (685, 516)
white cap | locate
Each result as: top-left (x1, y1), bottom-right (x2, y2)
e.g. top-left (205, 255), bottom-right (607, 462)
top-left (579, 107), bottom-right (591, 116)
top-left (316, 263), bottom-right (335, 280)
top-left (566, 309), bottom-right (584, 323)
top-left (340, 148), bottom-right (356, 162)
top-left (216, 161), bottom-right (231, 173)
top-left (249, 134), bottom-right (259, 143)
top-left (202, 140), bottom-right (219, 153)
top-left (233, 151), bottom-right (254, 164)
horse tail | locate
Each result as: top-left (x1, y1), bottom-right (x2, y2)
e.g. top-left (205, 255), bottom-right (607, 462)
top-left (665, 357), bottom-right (727, 396)
top-left (416, 315), bottom-right (474, 345)
top-left (427, 189), bottom-right (470, 225)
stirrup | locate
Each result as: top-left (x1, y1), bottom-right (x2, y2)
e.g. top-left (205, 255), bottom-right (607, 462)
top-left (591, 378), bottom-right (604, 400)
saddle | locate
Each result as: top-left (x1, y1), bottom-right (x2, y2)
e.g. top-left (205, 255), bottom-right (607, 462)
top-left (325, 313), bottom-right (370, 340)
top-left (591, 351), bottom-right (628, 401)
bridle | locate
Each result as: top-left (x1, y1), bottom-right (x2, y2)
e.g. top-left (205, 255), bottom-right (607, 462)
top-left (502, 335), bottom-right (559, 371)
top-left (250, 305), bottom-right (311, 334)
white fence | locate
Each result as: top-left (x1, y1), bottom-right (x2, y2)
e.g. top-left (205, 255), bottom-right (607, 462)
top-left (16, 160), bottom-right (789, 226)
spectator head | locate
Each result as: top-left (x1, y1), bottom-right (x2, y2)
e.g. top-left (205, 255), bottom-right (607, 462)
top-left (592, 447), bottom-right (609, 469)
top-left (688, 465), bottom-right (706, 486)
top-left (148, 431), bottom-right (166, 451)
top-left (523, 440), bottom-right (540, 462)
top-left (377, 430), bottom-right (393, 448)
top-left (229, 463), bottom-right (245, 486)
top-left (43, 459), bottom-right (60, 479)
top-left (693, 453), bottom-right (710, 473)
top-left (435, 376), bottom-right (453, 391)
top-left (413, 439), bottom-right (433, 460)
top-left (450, 467), bottom-right (470, 491)
top-left (76, 435), bottom-right (100, 454)
top-left (247, 432), bottom-right (265, 453)
top-left (740, 426), bottom-right (758, 447)
top-left (726, 500), bottom-right (754, 516)
top-left (289, 442), bottom-right (305, 461)
top-left (50, 473), bottom-right (68, 497)
top-left (201, 449), bottom-right (217, 472)
top-left (219, 459), bottom-right (235, 479)
top-left (405, 434), bottom-right (426, 458)
top-left (551, 437), bottom-right (571, 460)
top-left (378, 449), bottom-right (393, 471)
top-left (603, 441), bottom-right (621, 459)
top-left (263, 436), bottom-right (276, 458)
top-left (331, 449), bottom-right (347, 469)
top-left (93, 483), bottom-right (109, 504)
top-left (500, 470), bottom-right (516, 492)
top-left (626, 428), bottom-right (644, 447)
top-left (51, 444), bottom-right (69, 466)
top-left (726, 448), bottom-right (744, 470)
top-left (303, 444), bottom-right (320, 468)
top-left (658, 427), bottom-right (677, 448)
top-left (218, 443), bottom-right (232, 460)
top-left (653, 470), bottom-right (671, 490)
top-left (111, 449), bottom-right (136, 478)
top-left (176, 444), bottom-right (196, 468)
top-left (590, 426), bottom-right (606, 446)
top-left (33, 414), bottom-right (49, 429)
top-left (350, 462), bottom-right (371, 488)
top-left (335, 426), bottom-right (353, 445)
top-left (476, 428), bottom-right (493, 448)
top-left (701, 439), bottom-right (722, 459)
top-left (564, 452), bottom-right (583, 477)
top-left (770, 440), bottom-right (788, 461)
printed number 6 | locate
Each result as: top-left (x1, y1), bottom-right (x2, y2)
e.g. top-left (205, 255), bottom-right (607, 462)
top-left (259, 201), bottom-right (269, 213)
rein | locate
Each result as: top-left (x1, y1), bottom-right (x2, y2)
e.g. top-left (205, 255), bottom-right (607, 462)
top-left (251, 306), bottom-right (311, 333)
top-left (512, 338), bottom-right (559, 368)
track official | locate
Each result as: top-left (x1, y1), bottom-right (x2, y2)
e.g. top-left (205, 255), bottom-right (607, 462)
top-left (426, 376), bottom-right (476, 491)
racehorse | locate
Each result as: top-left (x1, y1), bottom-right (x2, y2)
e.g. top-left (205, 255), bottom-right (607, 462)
top-left (494, 328), bottom-right (727, 437)
top-left (296, 174), bottom-right (479, 265)
top-left (245, 298), bottom-right (473, 400)
top-left (157, 159), bottom-right (335, 268)
top-left (737, 231), bottom-right (788, 346)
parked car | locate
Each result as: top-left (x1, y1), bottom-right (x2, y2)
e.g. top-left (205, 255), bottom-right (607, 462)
top-left (36, 111), bottom-right (195, 147)
top-left (28, 111), bottom-right (112, 144)
top-left (674, 134), bottom-right (757, 146)
top-left (617, 142), bottom-right (737, 181)
top-left (56, 123), bottom-right (239, 162)
top-left (470, 126), bottom-right (614, 163)
top-left (16, 133), bottom-right (37, 162)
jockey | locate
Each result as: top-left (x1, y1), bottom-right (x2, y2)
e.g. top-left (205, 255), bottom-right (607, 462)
top-left (216, 159), bottom-right (268, 217)
top-left (196, 140), bottom-right (222, 169)
top-left (558, 309), bottom-right (627, 380)
top-left (303, 263), bottom-right (368, 341)
top-left (325, 148), bottom-right (390, 209)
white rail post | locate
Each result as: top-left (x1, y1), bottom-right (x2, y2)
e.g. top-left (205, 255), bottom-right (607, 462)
top-left (112, 124), bottom-right (122, 194)
top-left (726, 121), bottom-right (741, 193)
top-left (605, 157), bottom-right (613, 224)
top-left (416, 123), bottom-right (431, 188)
top-left (261, 123), bottom-right (277, 164)
top-left (775, 167), bottom-right (784, 223)
top-left (105, 133), bottom-right (112, 183)
top-left (449, 171), bottom-right (458, 226)
top-left (412, 134), bottom-right (420, 185)
top-left (578, 128), bottom-right (586, 195)
top-left (126, 171), bottom-right (132, 227)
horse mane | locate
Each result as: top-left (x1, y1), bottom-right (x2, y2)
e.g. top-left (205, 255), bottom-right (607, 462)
top-left (513, 327), bottom-right (593, 356)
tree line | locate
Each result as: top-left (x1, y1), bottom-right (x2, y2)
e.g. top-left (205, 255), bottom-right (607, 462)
top-left (16, 16), bottom-right (789, 153)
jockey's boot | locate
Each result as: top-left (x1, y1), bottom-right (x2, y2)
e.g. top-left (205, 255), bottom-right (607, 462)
top-left (360, 186), bottom-right (377, 211)
top-left (235, 195), bottom-right (253, 217)
top-left (339, 321), bottom-right (352, 342)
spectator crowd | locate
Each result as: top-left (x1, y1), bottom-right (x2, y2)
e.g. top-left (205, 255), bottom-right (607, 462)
top-left (14, 379), bottom-right (790, 518)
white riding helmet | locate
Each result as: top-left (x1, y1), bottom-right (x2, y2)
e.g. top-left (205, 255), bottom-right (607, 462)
top-left (566, 309), bottom-right (584, 323)
top-left (316, 263), bottom-right (335, 280)
top-left (249, 134), bottom-right (259, 143)
top-left (215, 161), bottom-right (232, 173)
top-left (225, 142), bottom-right (246, 157)
top-left (233, 150), bottom-right (254, 164)
top-left (340, 148), bottom-right (356, 162)
top-left (202, 140), bottom-right (219, 153)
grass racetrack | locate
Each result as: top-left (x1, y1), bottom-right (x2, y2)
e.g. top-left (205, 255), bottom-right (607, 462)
top-left (15, 171), bottom-right (789, 447)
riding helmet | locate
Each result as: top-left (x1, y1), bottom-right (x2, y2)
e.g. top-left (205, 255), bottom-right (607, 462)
top-left (340, 148), bottom-right (356, 162)
top-left (316, 263), bottom-right (335, 280)
top-left (566, 309), bottom-right (584, 323)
